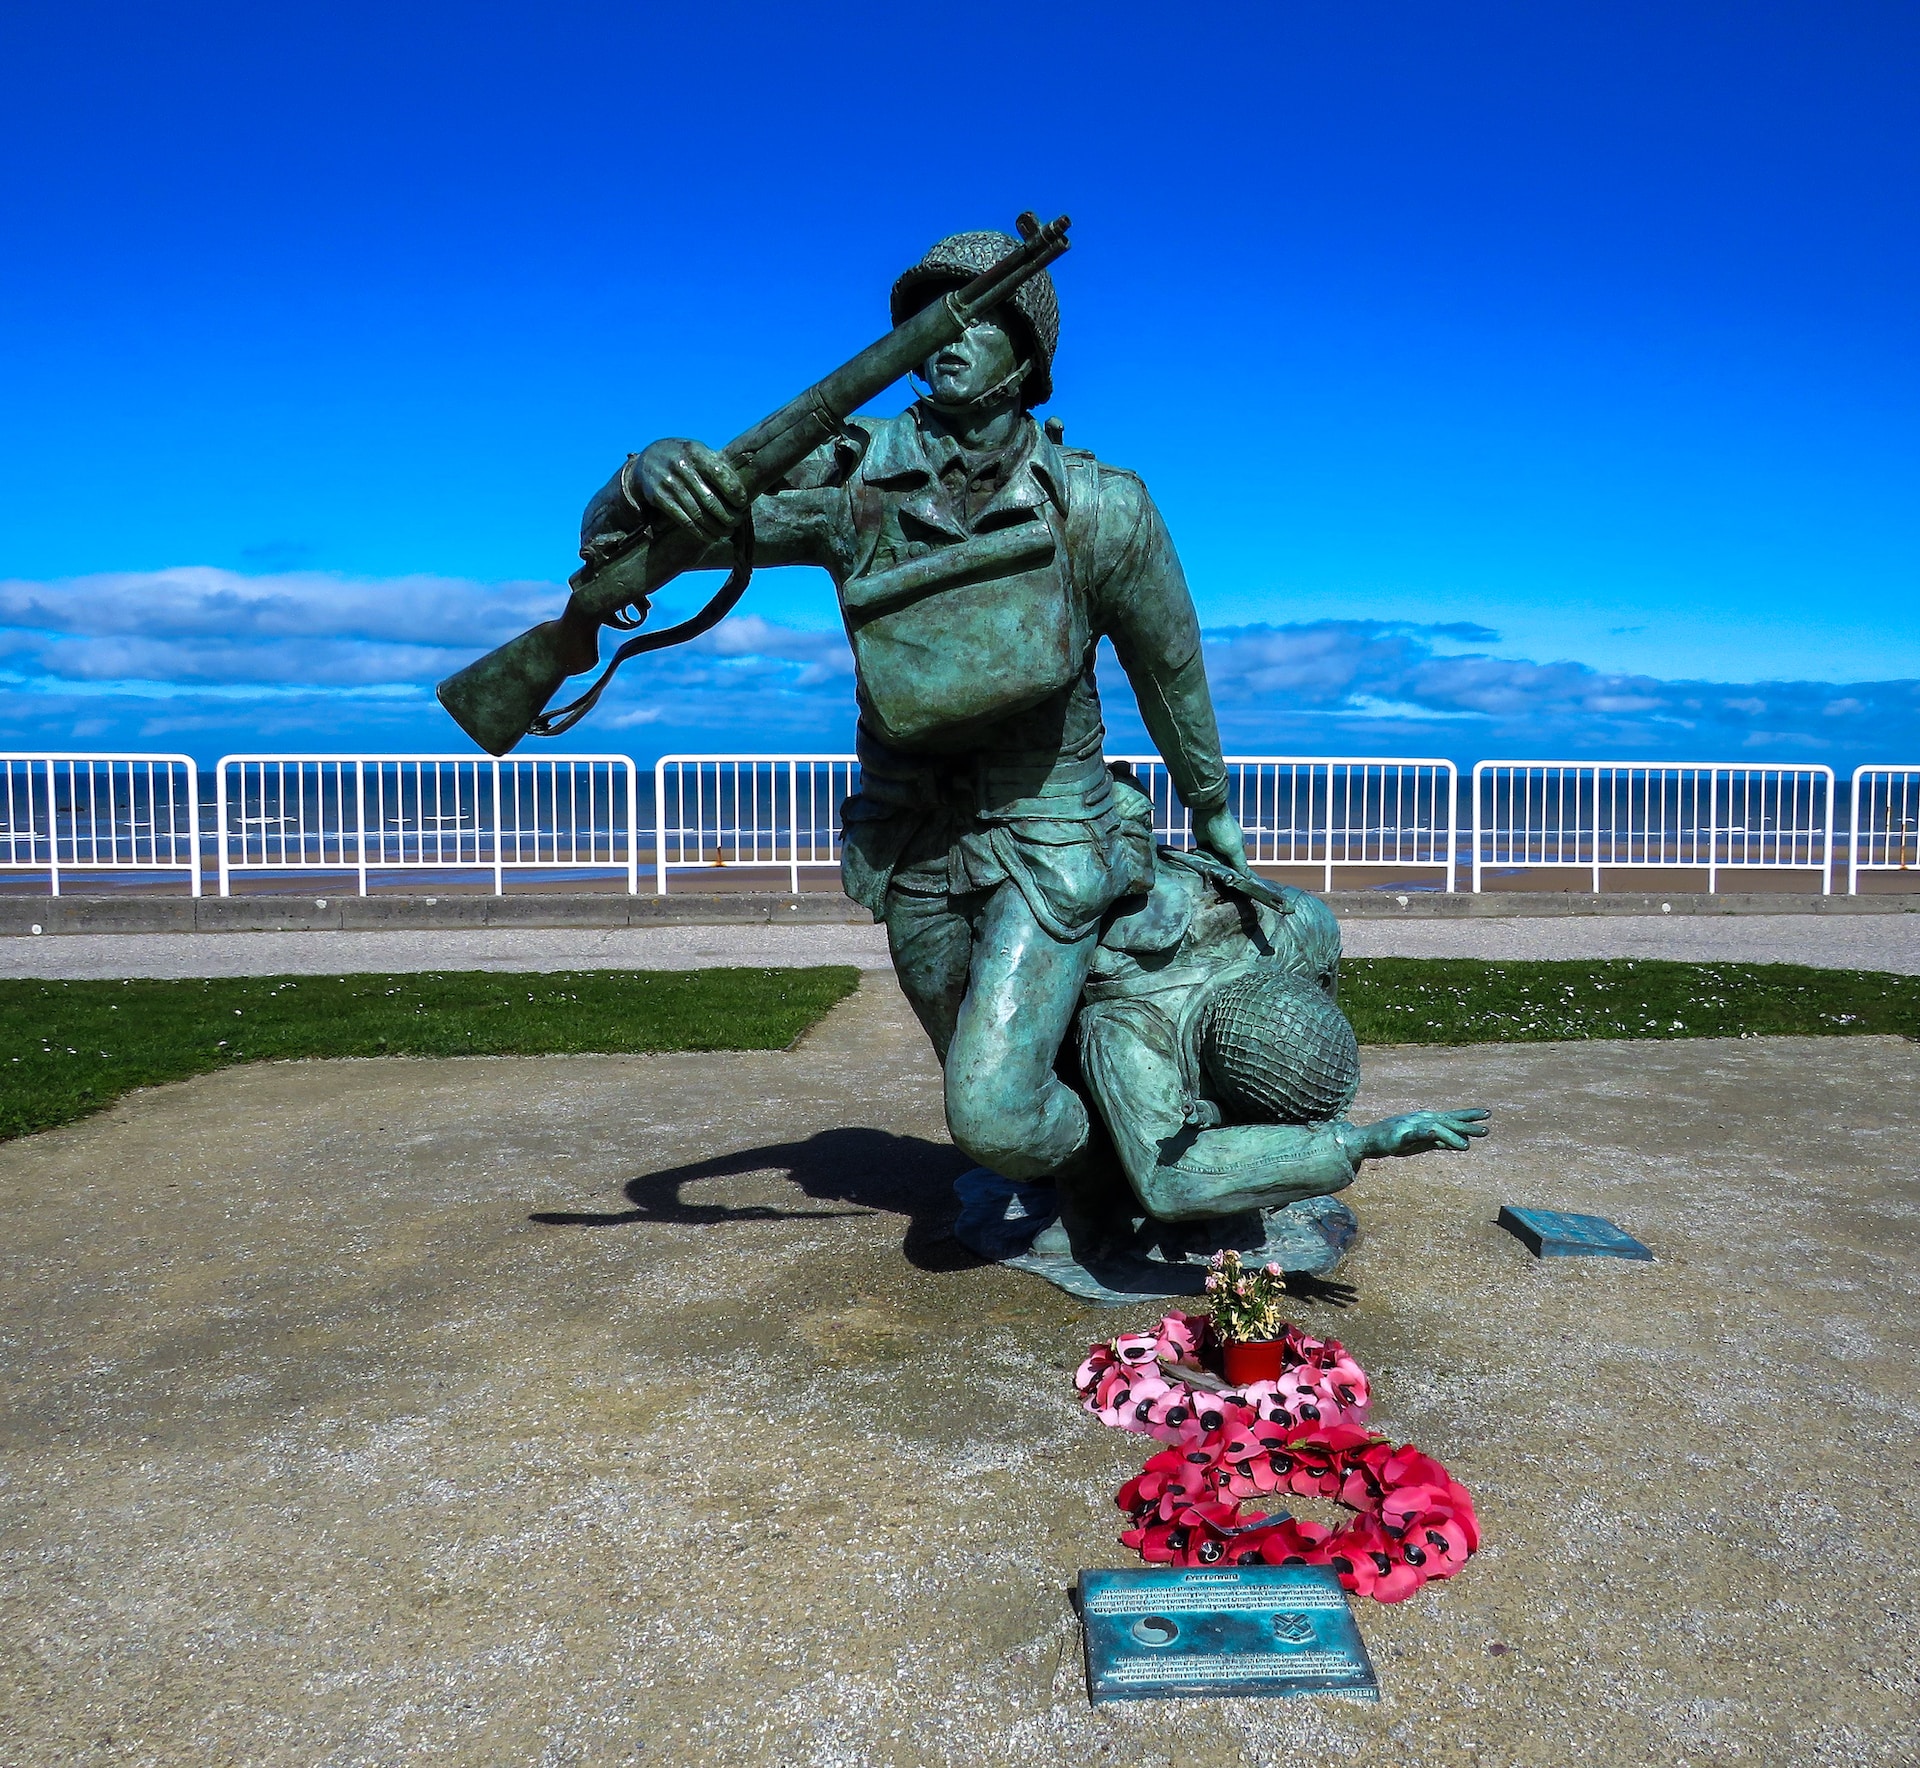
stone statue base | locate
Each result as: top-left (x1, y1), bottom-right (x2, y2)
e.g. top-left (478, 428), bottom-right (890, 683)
top-left (952, 1168), bottom-right (1357, 1305)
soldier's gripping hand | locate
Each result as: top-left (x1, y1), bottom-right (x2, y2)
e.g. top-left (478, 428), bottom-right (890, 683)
top-left (1193, 805), bottom-right (1253, 878)
top-left (635, 439), bottom-right (749, 542)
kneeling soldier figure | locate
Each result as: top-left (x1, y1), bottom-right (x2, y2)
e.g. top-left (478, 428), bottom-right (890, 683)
top-left (585, 231), bottom-right (1249, 1263)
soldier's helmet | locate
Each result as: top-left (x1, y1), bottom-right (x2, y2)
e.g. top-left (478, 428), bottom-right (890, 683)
top-left (1197, 964), bottom-right (1361, 1126)
top-left (891, 230), bottom-right (1060, 407)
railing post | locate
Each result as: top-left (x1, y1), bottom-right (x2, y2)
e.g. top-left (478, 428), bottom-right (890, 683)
top-left (216, 761), bottom-right (231, 897)
top-left (1819, 766), bottom-right (1834, 896)
top-left (625, 759), bottom-right (639, 896)
top-left (354, 761), bottom-right (368, 897)
top-left (1322, 763), bottom-right (1334, 895)
top-left (186, 761), bottom-right (201, 897)
top-left (1846, 770), bottom-right (1856, 895)
top-left (44, 758), bottom-right (58, 897)
top-left (1444, 764), bottom-right (1458, 893)
top-left (1591, 767), bottom-right (1602, 894)
top-left (1706, 767), bottom-right (1718, 896)
top-left (655, 757), bottom-right (670, 894)
top-left (1471, 763), bottom-right (1485, 893)
top-left (788, 760), bottom-right (801, 895)
top-left (492, 759), bottom-right (505, 897)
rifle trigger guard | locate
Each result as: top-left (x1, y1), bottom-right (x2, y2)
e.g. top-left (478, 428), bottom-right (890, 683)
top-left (528, 515), bottom-right (756, 739)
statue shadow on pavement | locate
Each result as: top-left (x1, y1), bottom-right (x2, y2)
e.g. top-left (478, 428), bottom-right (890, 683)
top-left (527, 1126), bottom-right (988, 1274)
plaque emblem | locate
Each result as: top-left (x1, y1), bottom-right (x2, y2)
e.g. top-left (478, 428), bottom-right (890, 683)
top-left (1271, 1612), bottom-right (1315, 1644)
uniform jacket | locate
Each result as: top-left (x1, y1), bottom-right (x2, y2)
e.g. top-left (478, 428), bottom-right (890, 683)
top-left (584, 403), bottom-right (1231, 939)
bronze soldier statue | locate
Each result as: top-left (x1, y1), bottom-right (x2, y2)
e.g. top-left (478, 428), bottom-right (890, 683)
top-left (590, 231), bottom-right (1250, 1266)
top-left (438, 219), bottom-right (1486, 1294)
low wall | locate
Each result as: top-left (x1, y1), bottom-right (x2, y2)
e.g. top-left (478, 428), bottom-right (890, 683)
top-left (0, 889), bottom-right (1916, 936)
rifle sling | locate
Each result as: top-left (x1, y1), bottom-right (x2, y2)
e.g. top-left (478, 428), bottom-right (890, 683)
top-left (529, 516), bottom-right (757, 738)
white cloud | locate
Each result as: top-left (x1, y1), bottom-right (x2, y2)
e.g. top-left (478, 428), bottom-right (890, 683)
top-left (0, 571), bottom-right (1914, 767)
top-left (0, 566), bottom-right (559, 692)
top-left (1162, 619), bottom-right (1920, 761)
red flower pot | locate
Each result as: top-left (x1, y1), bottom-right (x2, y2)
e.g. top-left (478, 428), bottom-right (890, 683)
top-left (1221, 1338), bottom-right (1286, 1386)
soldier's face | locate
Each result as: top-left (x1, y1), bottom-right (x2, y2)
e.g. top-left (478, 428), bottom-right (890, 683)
top-left (919, 311), bottom-right (1022, 403)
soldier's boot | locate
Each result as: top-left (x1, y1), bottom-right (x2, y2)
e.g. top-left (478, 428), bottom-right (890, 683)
top-left (1024, 1148), bottom-right (1143, 1265)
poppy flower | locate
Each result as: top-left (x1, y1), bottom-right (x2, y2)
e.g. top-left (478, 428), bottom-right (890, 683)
top-left (1413, 1509), bottom-right (1476, 1574)
top-left (1143, 1385), bottom-right (1202, 1435)
top-left (1089, 1373), bottom-right (1143, 1430)
top-left (1122, 1372), bottom-right (1173, 1428)
top-left (1122, 1498), bottom-right (1239, 1566)
top-left (1338, 1456), bottom-right (1388, 1512)
top-left (1112, 1332), bottom-right (1161, 1368)
top-left (1217, 1457), bottom-right (1276, 1502)
top-left (1248, 1516), bottom-right (1335, 1565)
top-left (1189, 1393), bottom-right (1252, 1436)
top-left (1120, 1444), bottom-right (1220, 1520)
top-left (1379, 1444), bottom-right (1452, 1492)
top-left (1156, 1312), bottom-right (1205, 1363)
top-left (1074, 1344), bottom-right (1117, 1388)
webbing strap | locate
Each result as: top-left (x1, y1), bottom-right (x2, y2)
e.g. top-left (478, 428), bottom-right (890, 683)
top-left (530, 516), bottom-right (757, 738)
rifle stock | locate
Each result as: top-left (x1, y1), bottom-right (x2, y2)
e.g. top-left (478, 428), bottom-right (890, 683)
top-left (437, 213), bottom-right (1071, 755)
top-left (436, 609), bottom-right (599, 759)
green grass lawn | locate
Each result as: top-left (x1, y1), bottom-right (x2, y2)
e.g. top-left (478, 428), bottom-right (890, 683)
top-left (0, 958), bottom-right (1913, 1148)
top-left (0, 966), bottom-right (861, 1143)
top-left (1341, 957), bottom-right (1920, 1045)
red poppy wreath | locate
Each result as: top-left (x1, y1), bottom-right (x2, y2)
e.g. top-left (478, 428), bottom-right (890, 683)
top-left (1073, 1311), bottom-right (1480, 1604)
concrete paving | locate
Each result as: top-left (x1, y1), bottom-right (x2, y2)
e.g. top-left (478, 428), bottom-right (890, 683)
top-left (0, 922), bottom-right (900, 980)
top-left (2, 973), bottom-right (1915, 1766)
top-left (3, 911), bottom-right (1920, 980)
top-left (1338, 911), bottom-right (1920, 971)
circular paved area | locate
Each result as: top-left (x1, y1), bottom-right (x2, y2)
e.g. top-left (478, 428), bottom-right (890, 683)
top-left (3, 975), bottom-right (1915, 1766)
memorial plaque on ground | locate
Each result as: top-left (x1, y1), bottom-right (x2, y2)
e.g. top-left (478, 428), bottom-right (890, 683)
top-left (1078, 1565), bottom-right (1379, 1703)
top-left (1497, 1205), bottom-right (1654, 1260)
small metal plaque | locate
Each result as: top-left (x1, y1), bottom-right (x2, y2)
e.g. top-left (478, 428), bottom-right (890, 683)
top-left (1078, 1566), bottom-right (1378, 1703)
top-left (1498, 1205), bottom-right (1653, 1261)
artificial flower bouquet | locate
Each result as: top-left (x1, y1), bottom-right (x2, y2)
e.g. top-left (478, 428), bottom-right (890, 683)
top-left (1202, 1246), bottom-right (1290, 1346)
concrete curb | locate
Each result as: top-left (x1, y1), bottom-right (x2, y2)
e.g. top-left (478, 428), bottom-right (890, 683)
top-left (0, 893), bottom-right (875, 935)
top-left (1324, 889), bottom-right (1920, 918)
top-left (0, 888), bottom-right (1916, 935)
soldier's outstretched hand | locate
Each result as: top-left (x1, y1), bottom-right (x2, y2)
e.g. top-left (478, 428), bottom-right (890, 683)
top-left (1364, 1109), bottom-right (1492, 1157)
top-left (635, 438), bottom-right (749, 542)
top-left (1193, 805), bottom-right (1253, 877)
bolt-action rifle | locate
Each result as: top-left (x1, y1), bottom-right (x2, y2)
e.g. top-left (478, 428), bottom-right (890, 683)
top-left (436, 212), bottom-right (1072, 756)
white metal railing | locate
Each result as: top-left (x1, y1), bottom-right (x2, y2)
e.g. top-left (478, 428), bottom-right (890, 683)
top-left (1117, 756), bottom-right (1460, 891)
top-left (215, 755), bottom-right (639, 896)
top-left (1, 750), bottom-right (1902, 900)
top-left (653, 753), bottom-right (1460, 893)
top-left (1849, 765), bottom-right (1920, 894)
top-left (0, 753), bottom-right (201, 895)
top-left (1472, 761), bottom-right (1835, 894)
top-left (654, 755), bottom-right (859, 893)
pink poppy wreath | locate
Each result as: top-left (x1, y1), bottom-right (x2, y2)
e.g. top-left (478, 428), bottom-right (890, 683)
top-left (1074, 1312), bottom-right (1480, 1605)
top-left (1073, 1309), bottom-right (1371, 1443)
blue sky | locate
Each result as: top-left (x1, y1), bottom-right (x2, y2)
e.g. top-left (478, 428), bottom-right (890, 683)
top-left (1, 2), bottom-right (1916, 767)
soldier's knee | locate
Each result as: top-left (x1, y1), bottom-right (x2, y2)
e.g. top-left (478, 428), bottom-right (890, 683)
top-left (945, 1070), bottom-right (1084, 1181)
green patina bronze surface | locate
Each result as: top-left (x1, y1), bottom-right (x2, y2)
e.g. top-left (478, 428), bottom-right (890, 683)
top-left (437, 218), bottom-right (1488, 1293)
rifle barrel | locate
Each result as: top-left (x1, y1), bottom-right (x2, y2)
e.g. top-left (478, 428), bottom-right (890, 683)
top-left (710, 214), bottom-right (1072, 510)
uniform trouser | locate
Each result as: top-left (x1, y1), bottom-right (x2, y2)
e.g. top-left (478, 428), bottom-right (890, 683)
top-left (883, 877), bottom-right (1099, 1184)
